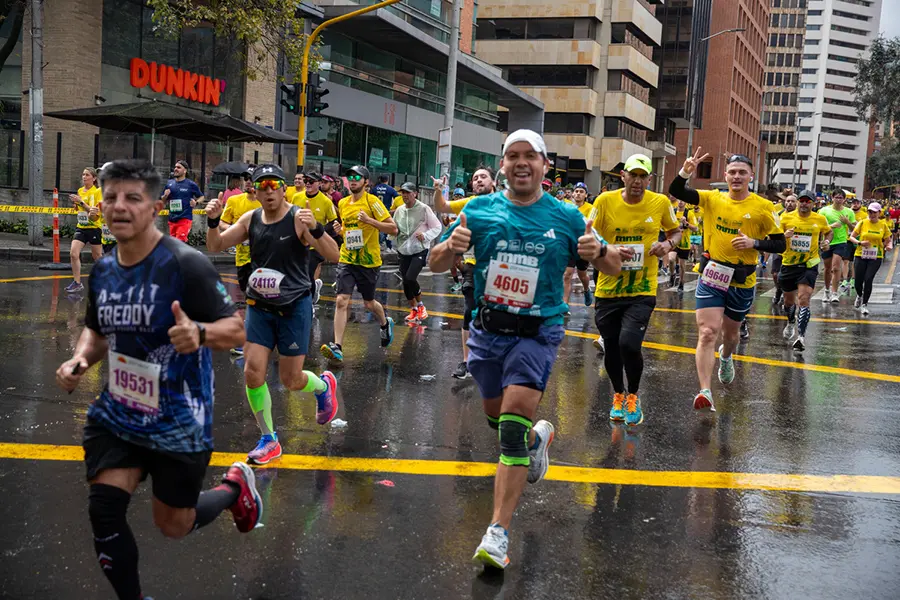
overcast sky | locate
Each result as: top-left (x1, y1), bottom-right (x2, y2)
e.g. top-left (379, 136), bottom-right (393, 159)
top-left (882, 1), bottom-right (900, 38)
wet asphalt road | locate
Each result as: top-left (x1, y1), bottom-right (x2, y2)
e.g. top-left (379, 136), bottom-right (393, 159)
top-left (1, 259), bottom-right (899, 599)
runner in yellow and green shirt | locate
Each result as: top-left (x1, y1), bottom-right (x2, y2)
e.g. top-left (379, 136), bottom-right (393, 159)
top-left (849, 202), bottom-right (893, 315)
top-left (291, 172), bottom-right (340, 305)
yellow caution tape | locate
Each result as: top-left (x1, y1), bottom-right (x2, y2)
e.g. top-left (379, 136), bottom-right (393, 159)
top-left (0, 205), bottom-right (205, 216)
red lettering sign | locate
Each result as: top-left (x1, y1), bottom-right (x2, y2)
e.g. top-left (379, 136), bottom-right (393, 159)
top-left (129, 57), bottom-right (223, 107)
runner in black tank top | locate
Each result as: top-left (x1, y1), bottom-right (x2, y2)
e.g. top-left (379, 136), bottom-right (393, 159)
top-left (205, 164), bottom-right (342, 465)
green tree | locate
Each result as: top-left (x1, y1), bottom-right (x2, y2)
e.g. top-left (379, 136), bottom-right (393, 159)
top-left (146, 0), bottom-right (318, 81)
top-left (854, 36), bottom-right (900, 127)
top-left (866, 137), bottom-right (900, 190)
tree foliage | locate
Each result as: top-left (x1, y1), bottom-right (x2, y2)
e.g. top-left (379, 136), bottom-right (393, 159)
top-left (146, 0), bottom-right (318, 81)
top-left (854, 36), bottom-right (900, 128)
top-left (866, 137), bottom-right (900, 190)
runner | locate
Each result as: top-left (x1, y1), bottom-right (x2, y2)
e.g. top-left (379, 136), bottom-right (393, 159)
top-left (393, 182), bottom-right (442, 323)
top-left (55, 159), bottom-right (260, 600)
top-left (430, 166), bottom-right (496, 379)
top-left (219, 172), bottom-right (259, 356)
top-left (321, 174), bottom-right (343, 208)
top-left (670, 149), bottom-right (785, 411)
top-left (779, 191), bottom-right (832, 351)
top-left (564, 182), bottom-right (596, 307)
top-left (771, 194), bottom-right (797, 307)
top-left (889, 200), bottom-right (900, 246)
top-left (818, 189), bottom-right (856, 303)
top-left (320, 165), bottom-right (398, 363)
top-left (690, 203), bottom-right (704, 266)
top-left (428, 129), bottom-right (621, 569)
top-left (66, 167), bottom-right (103, 293)
top-left (284, 171), bottom-right (305, 202)
top-left (591, 154), bottom-right (679, 425)
top-left (206, 164), bottom-right (341, 465)
top-left (667, 196), bottom-right (697, 292)
top-left (162, 160), bottom-right (204, 243)
top-left (292, 172), bottom-right (340, 305)
top-left (849, 202), bottom-right (892, 316)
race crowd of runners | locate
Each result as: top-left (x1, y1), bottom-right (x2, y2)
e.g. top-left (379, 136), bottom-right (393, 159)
top-left (52, 128), bottom-right (896, 597)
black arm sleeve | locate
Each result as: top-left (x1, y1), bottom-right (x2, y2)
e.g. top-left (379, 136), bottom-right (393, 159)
top-left (172, 241), bottom-right (237, 322)
top-left (668, 175), bottom-right (701, 206)
top-left (84, 269), bottom-right (100, 333)
top-left (755, 233), bottom-right (786, 254)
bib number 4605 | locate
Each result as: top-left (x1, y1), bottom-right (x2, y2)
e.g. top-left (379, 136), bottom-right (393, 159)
top-left (491, 274), bottom-right (530, 296)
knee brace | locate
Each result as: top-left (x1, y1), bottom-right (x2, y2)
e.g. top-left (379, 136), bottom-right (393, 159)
top-left (88, 483), bottom-right (131, 537)
top-left (486, 414), bottom-right (500, 430)
top-left (498, 413), bottom-right (531, 467)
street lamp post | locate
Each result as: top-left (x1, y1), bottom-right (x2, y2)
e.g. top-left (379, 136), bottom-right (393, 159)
top-left (792, 112), bottom-right (820, 191)
top-left (686, 27), bottom-right (746, 157)
top-left (828, 141), bottom-right (853, 189)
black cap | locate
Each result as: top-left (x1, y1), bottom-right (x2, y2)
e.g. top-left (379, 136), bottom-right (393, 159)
top-left (251, 164), bottom-right (287, 182)
top-left (798, 190), bottom-right (816, 202)
top-left (399, 182), bottom-right (416, 193)
top-left (304, 171), bottom-right (323, 182)
top-left (346, 165), bottom-right (370, 180)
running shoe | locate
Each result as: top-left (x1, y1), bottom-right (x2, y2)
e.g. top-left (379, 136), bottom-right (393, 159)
top-left (861, 304), bottom-right (870, 316)
top-left (822, 289), bottom-right (831, 303)
top-left (405, 309), bottom-right (418, 323)
top-left (417, 304), bottom-right (428, 321)
top-left (527, 420), bottom-right (554, 484)
top-left (854, 296), bottom-right (862, 309)
top-left (677, 282), bottom-right (684, 292)
top-left (450, 282), bottom-right (463, 293)
top-left (740, 319), bottom-right (750, 340)
top-left (693, 389), bottom-right (716, 412)
top-left (315, 371), bottom-right (339, 425)
top-left (230, 347), bottom-right (244, 356)
top-left (452, 361), bottom-right (470, 379)
top-left (593, 336), bottom-right (605, 353)
top-left (830, 292), bottom-right (840, 304)
top-left (773, 289), bottom-right (783, 305)
top-left (65, 281), bottom-right (84, 293)
top-left (782, 322), bottom-right (796, 340)
top-left (380, 317), bottom-right (395, 347)
top-left (624, 394), bottom-right (643, 426)
top-left (609, 393), bottom-right (626, 422)
top-left (839, 280), bottom-right (850, 296)
top-left (321, 342), bottom-right (343, 363)
top-left (792, 336), bottom-right (805, 352)
top-left (221, 461), bottom-right (263, 533)
top-left (717, 344), bottom-right (735, 384)
top-left (583, 289), bottom-right (593, 307)
top-left (313, 279), bottom-right (323, 304)
top-left (472, 525), bottom-right (510, 570)
top-left (247, 434), bottom-right (282, 465)
top-left (660, 266), bottom-right (670, 278)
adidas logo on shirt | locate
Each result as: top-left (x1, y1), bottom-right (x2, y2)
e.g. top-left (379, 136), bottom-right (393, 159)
top-left (744, 213), bottom-right (752, 219)
top-left (645, 216), bottom-right (654, 223)
top-left (543, 229), bottom-right (556, 239)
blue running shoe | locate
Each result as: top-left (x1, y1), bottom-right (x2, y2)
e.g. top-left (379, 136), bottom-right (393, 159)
top-left (65, 281), bottom-right (84, 293)
top-left (609, 393), bottom-right (625, 422)
top-left (321, 342), bottom-right (343, 363)
top-left (315, 371), bottom-right (339, 425)
top-left (247, 434), bottom-right (281, 465)
top-left (624, 394), bottom-right (643, 426)
top-left (584, 289), bottom-right (593, 307)
top-left (380, 317), bottom-right (395, 348)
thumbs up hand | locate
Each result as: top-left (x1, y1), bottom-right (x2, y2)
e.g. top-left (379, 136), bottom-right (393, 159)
top-left (168, 300), bottom-right (201, 354)
top-left (297, 198), bottom-right (316, 230)
top-left (447, 212), bottom-right (471, 253)
top-left (731, 229), bottom-right (756, 250)
top-left (578, 219), bottom-right (605, 260)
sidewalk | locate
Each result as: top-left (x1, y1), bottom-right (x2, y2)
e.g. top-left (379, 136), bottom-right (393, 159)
top-left (0, 233), bottom-right (401, 266)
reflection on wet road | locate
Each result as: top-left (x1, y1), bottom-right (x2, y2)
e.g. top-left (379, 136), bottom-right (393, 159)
top-left (1, 263), bottom-right (899, 599)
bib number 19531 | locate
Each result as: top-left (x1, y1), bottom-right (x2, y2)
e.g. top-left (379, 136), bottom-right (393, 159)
top-left (484, 259), bottom-right (538, 308)
top-left (108, 351), bottom-right (161, 414)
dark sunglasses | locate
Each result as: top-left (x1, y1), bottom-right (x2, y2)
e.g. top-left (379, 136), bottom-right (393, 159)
top-left (726, 154), bottom-right (753, 167)
top-left (347, 174), bottom-right (364, 182)
top-left (303, 178), bottom-right (318, 184)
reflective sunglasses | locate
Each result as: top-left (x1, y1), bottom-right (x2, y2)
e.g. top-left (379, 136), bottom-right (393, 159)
top-left (726, 154), bottom-right (753, 167)
top-left (346, 174), bottom-right (364, 182)
top-left (253, 179), bottom-right (284, 191)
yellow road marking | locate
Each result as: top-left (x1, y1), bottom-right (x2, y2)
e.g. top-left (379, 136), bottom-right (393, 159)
top-left (0, 274), bottom-right (89, 284)
top-left (1, 442), bottom-right (897, 494)
top-left (653, 306), bottom-right (899, 327)
top-left (885, 247), bottom-right (898, 284)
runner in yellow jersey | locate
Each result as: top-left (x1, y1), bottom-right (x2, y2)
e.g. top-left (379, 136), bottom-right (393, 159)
top-left (591, 154), bottom-right (680, 425)
top-left (670, 149), bottom-right (785, 412)
top-left (667, 197), bottom-right (698, 292)
top-left (430, 166), bottom-right (496, 379)
top-left (690, 204), bottom-right (704, 266)
top-left (320, 165), bottom-right (398, 364)
top-left (291, 172), bottom-right (339, 304)
top-left (564, 182), bottom-right (595, 307)
top-left (284, 172), bottom-right (304, 202)
top-left (779, 191), bottom-right (832, 351)
top-left (769, 193), bottom-right (797, 307)
top-left (220, 174), bottom-right (259, 356)
top-left (849, 202), bottom-right (893, 316)
top-left (66, 167), bottom-right (103, 293)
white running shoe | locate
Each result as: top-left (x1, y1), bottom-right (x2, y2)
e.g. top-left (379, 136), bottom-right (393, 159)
top-left (792, 336), bottom-right (805, 352)
top-left (527, 420), bottom-right (555, 484)
top-left (782, 322), bottom-right (796, 341)
top-left (593, 336), bottom-right (605, 353)
top-left (854, 296), bottom-right (862, 309)
top-left (830, 291), bottom-right (840, 303)
top-left (472, 525), bottom-right (510, 569)
top-left (861, 304), bottom-right (870, 316)
top-left (822, 289), bottom-right (831, 303)
top-left (313, 279), bottom-right (323, 304)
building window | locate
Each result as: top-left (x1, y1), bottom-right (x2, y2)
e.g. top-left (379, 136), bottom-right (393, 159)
top-left (475, 18), bottom-right (594, 41)
top-left (503, 65), bottom-right (592, 87)
top-left (697, 162), bottom-right (712, 179)
top-left (544, 113), bottom-right (590, 134)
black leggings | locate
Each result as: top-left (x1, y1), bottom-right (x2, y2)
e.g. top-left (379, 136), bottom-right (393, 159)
top-left (399, 250), bottom-right (428, 300)
top-left (594, 296), bottom-right (656, 395)
top-left (853, 257), bottom-right (882, 304)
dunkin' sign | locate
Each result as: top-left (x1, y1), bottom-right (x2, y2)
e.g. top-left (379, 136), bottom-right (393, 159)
top-left (129, 58), bottom-right (225, 107)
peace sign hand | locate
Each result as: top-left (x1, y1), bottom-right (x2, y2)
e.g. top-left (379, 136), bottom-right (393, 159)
top-left (681, 147), bottom-right (710, 177)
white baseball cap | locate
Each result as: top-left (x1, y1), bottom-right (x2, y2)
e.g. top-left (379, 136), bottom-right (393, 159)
top-left (502, 129), bottom-right (548, 157)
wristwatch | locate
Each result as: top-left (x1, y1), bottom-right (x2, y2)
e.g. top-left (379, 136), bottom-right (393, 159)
top-left (195, 322), bottom-right (206, 346)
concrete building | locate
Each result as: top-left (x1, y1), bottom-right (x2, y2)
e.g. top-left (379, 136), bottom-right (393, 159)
top-left (770, 0), bottom-right (883, 194)
top-left (474, 0), bottom-right (665, 190)
top-left (668, 0), bottom-right (770, 191)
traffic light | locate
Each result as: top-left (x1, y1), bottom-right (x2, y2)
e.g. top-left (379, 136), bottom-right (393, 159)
top-left (306, 73), bottom-right (330, 116)
top-left (280, 82), bottom-right (301, 115)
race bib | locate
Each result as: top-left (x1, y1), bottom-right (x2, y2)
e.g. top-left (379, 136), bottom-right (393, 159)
top-left (701, 261), bottom-right (735, 292)
top-left (345, 228), bottom-right (364, 250)
top-left (621, 243), bottom-right (645, 271)
top-left (101, 224), bottom-right (115, 243)
top-left (108, 351), bottom-right (161, 414)
top-left (77, 211), bottom-right (90, 226)
top-left (790, 234), bottom-right (812, 253)
top-left (248, 268), bottom-right (285, 299)
top-left (169, 198), bottom-right (183, 213)
top-left (861, 246), bottom-right (878, 260)
top-left (484, 259), bottom-right (538, 309)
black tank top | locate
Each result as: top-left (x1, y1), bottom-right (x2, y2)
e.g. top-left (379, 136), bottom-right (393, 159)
top-left (247, 205), bottom-right (311, 306)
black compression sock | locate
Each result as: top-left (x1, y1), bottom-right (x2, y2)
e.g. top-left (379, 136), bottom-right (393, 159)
top-left (193, 481), bottom-right (240, 531)
top-left (89, 484), bottom-right (142, 600)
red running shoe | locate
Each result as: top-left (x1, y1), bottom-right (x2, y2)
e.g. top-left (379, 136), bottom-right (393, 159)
top-left (221, 461), bottom-right (262, 533)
